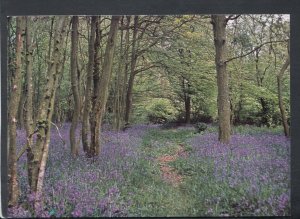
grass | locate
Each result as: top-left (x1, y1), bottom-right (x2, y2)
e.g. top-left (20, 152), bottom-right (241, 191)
top-left (125, 125), bottom-right (290, 216)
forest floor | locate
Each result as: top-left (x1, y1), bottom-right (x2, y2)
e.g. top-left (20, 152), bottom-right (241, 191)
top-left (10, 123), bottom-right (290, 217)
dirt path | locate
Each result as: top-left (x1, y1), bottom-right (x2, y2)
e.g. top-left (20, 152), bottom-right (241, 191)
top-left (156, 144), bottom-right (188, 187)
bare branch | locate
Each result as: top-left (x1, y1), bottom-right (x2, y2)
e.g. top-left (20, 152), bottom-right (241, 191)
top-left (225, 39), bottom-right (288, 63)
top-left (51, 122), bottom-right (66, 145)
top-left (226, 15), bottom-right (241, 22)
top-left (17, 129), bottom-right (39, 161)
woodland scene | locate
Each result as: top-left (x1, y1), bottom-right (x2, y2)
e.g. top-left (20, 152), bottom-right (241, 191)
top-left (7, 15), bottom-right (290, 217)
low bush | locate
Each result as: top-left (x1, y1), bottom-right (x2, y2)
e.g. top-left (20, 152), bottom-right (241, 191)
top-left (194, 122), bottom-right (207, 134)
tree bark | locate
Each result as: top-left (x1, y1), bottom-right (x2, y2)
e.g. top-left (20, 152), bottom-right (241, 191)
top-left (124, 16), bottom-right (139, 126)
top-left (90, 16), bottom-right (120, 156)
top-left (26, 16), bottom-right (68, 196)
top-left (183, 78), bottom-right (191, 124)
top-left (70, 16), bottom-right (80, 157)
top-left (8, 16), bottom-right (25, 207)
top-left (277, 55), bottom-right (290, 137)
top-left (112, 16), bottom-right (124, 131)
top-left (211, 15), bottom-right (231, 144)
top-left (121, 16), bottom-right (131, 127)
top-left (82, 16), bottom-right (96, 154)
top-left (24, 17), bottom-right (35, 194)
top-left (24, 16), bottom-right (34, 136)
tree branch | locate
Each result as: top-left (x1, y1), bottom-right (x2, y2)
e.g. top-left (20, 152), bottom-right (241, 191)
top-left (51, 122), bottom-right (66, 145)
top-left (225, 39), bottom-right (288, 63)
top-left (16, 129), bottom-right (39, 161)
top-left (226, 15), bottom-right (241, 22)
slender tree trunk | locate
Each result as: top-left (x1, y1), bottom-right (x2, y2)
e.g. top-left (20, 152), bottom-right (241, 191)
top-left (70, 16), bottom-right (80, 157)
top-left (8, 16), bottom-right (25, 207)
top-left (82, 16), bottom-right (96, 154)
top-left (183, 79), bottom-right (191, 124)
top-left (90, 16), bottom-right (120, 156)
top-left (34, 42), bottom-right (42, 123)
top-left (18, 88), bottom-right (26, 129)
top-left (255, 50), bottom-right (269, 126)
top-left (211, 15), bottom-right (231, 144)
top-left (121, 16), bottom-right (131, 126)
top-left (24, 17), bottom-right (35, 190)
top-left (34, 17), bottom-right (68, 212)
top-left (277, 55), bottom-right (290, 137)
top-left (124, 16), bottom-right (138, 125)
top-left (112, 16), bottom-right (124, 131)
top-left (26, 16), bottom-right (68, 196)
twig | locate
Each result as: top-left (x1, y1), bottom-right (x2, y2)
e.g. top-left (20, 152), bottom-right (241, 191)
top-left (51, 121), bottom-right (66, 145)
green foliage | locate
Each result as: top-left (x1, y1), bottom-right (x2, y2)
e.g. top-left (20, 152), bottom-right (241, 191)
top-left (145, 98), bottom-right (178, 124)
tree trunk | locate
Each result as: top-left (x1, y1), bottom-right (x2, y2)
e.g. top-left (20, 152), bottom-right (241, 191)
top-left (26, 16), bottom-right (68, 197)
top-left (90, 16), bottom-right (101, 157)
top-left (90, 16), bottom-right (120, 156)
top-left (24, 17), bottom-right (35, 195)
top-left (24, 17), bottom-right (34, 137)
top-left (183, 79), bottom-right (191, 124)
top-left (277, 55), bottom-right (290, 137)
top-left (82, 16), bottom-right (96, 154)
top-left (70, 16), bottom-right (80, 157)
top-left (17, 88), bottom-right (25, 129)
top-left (8, 16), bottom-right (25, 207)
top-left (33, 17), bottom-right (68, 212)
top-left (124, 16), bottom-right (138, 126)
top-left (121, 16), bottom-right (131, 127)
top-left (211, 15), bottom-right (231, 144)
top-left (112, 16), bottom-right (124, 131)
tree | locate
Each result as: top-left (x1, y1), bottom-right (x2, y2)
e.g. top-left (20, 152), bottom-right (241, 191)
top-left (24, 17), bottom-right (68, 210)
top-left (70, 16), bottom-right (80, 157)
top-left (124, 16), bottom-right (139, 126)
top-left (89, 16), bottom-right (120, 156)
top-left (82, 16), bottom-right (96, 153)
top-left (8, 16), bottom-right (25, 206)
top-left (211, 15), bottom-right (231, 144)
top-left (277, 46), bottom-right (290, 137)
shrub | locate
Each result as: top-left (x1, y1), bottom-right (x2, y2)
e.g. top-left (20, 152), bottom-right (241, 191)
top-left (145, 98), bottom-right (177, 124)
top-left (194, 122), bottom-right (207, 133)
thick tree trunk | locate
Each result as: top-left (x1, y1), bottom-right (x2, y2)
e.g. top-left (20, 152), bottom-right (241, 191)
top-left (277, 56), bottom-right (290, 137)
top-left (8, 16), bottom-right (25, 207)
top-left (70, 16), bottom-right (80, 157)
top-left (90, 16), bottom-right (120, 156)
top-left (211, 15), bottom-right (231, 144)
top-left (124, 16), bottom-right (138, 125)
top-left (90, 16), bottom-right (101, 157)
top-left (82, 16), bottom-right (96, 154)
